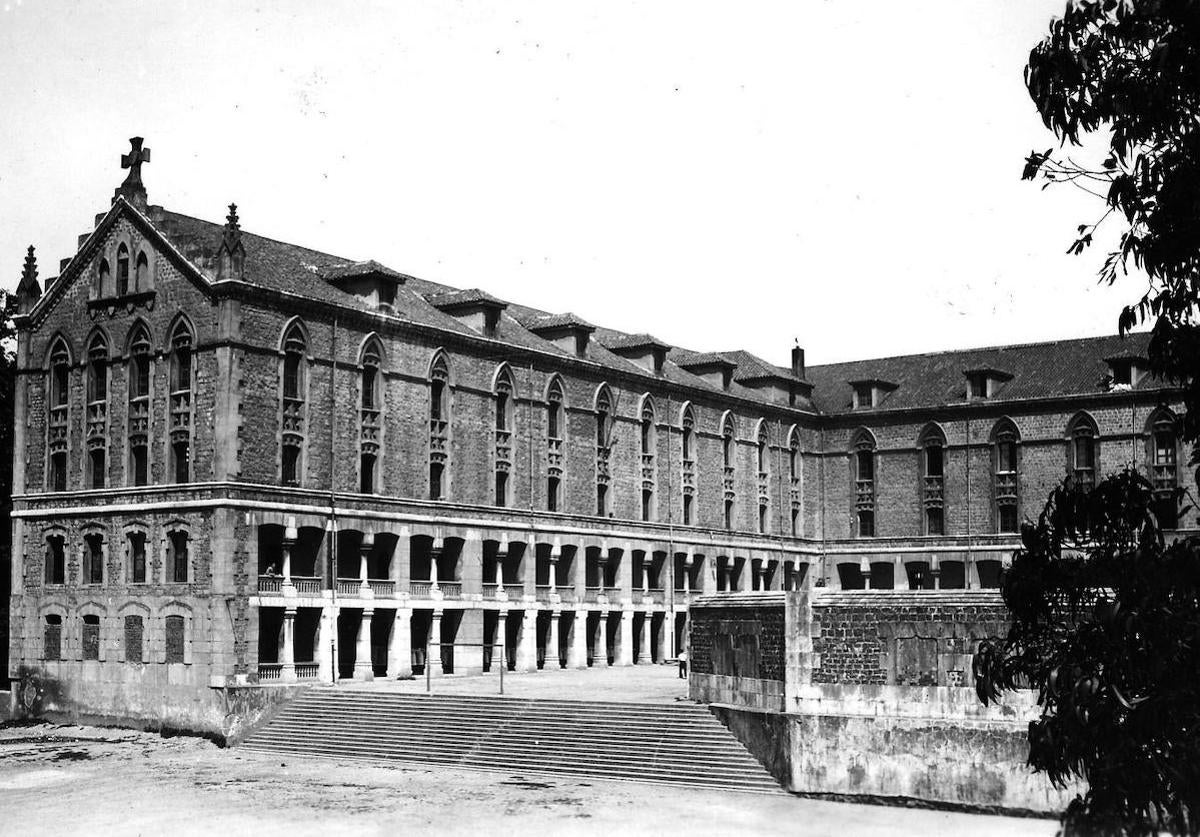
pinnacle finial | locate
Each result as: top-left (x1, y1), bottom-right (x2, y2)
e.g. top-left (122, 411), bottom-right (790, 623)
top-left (15, 244), bottom-right (42, 314)
top-left (217, 201), bottom-right (246, 281)
top-left (227, 203), bottom-right (240, 230)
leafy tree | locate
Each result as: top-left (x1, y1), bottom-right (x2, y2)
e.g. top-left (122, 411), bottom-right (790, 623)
top-left (975, 3), bottom-right (1200, 834)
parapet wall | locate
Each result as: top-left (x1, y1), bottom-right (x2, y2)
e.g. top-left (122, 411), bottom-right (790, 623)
top-left (688, 590), bottom-right (1077, 813)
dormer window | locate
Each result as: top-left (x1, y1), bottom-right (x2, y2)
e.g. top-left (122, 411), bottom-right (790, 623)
top-left (964, 368), bottom-right (1012, 401)
top-left (852, 384), bottom-right (875, 409)
top-left (608, 334), bottom-right (671, 376)
top-left (850, 379), bottom-right (895, 409)
top-left (1105, 355), bottom-right (1144, 389)
top-left (319, 261), bottom-right (408, 312)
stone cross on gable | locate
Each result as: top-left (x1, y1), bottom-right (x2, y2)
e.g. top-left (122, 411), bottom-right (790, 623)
top-left (114, 136), bottom-right (151, 208)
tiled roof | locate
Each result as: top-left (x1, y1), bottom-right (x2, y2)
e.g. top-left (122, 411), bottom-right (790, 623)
top-left (604, 333), bottom-right (671, 351)
top-left (320, 260), bottom-right (411, 283)
top-left (427, 288), bottom-right (507, 309)
top-left (803, 332), bottom-right (1158, 413)
top-left (673, 350), bottom-right (738, 370)
top-left (528, 311), bottom-right (595, 332)
top-left (719, 349), bottom-right (806, 385)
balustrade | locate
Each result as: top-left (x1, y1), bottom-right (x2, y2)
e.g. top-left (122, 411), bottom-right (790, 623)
top-left (258, 663), bottom-right (282, 681)
top-left (368, 579), bottom-right (394, 597)
top-left (336, 578), bottom-right (362, 596)
top-left (257, 575), bottom-right (282, 594)
top-left (295, 663), bottom-right (319, 680)
top-left (410, 581), bottom-right (433, 598)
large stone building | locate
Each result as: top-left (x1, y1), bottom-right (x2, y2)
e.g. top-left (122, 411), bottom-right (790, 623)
top-left (5, 141), bottom-right (1194, 730)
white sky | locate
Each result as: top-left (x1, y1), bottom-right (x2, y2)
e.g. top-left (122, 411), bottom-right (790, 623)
top-left (0, 0), bottom-right (1139, 366)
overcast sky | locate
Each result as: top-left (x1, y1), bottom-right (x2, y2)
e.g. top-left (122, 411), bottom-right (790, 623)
top-left (0, 0), bottom-right (1138, 366)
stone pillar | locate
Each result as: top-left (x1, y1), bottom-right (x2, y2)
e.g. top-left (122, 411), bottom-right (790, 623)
top-left (395, 531), bottom-right (411, 594)
top-left (354, 608), bottom-right (374, 680)
top-left (638, 612), bottom-right (653, 664)
top-left (619, 542), bottom-right (634, 601)
top-left (895, 555), bottom-right (906, 590)
top-left (661, 611), bottom-right (674, 661)
top-left (359, 532), bottom-right (373, 590)
top-left (456, 609), bottom-right (485, 674)
top-left (567, 610), bottom-right (587, 669)
top-left (549, 552), bottom-right (559, 594)
top-left (431, 610), bottom-right (444, 676)
top-left (516, 609), bottom-right (538, 672)
top-left (596, 611), bottom-right (610, 667)
top-left (547, 611), bottom-right (561, 670)
top-left (860, 555), bottom-right (872, 590)
top-left (702, 554), bottom-right (716, 594)
top-left (430, 539), bottom-right (442, 594)
top-left (966, 555), bottom-right (977, 589)
top-left (496, 610), bottom-right (510, 672)
top-left (931, 554), bottom-right (942, 591)
top-left (388, 607), bottom-right (412, 679)
top-left (317, 604), bottom-right (337, 683)
top-left (281, 524), bottom-right (296, 585)
top-left (683, 555), bottom-right (693, 598)
top-left (615, 610), bottom-right (633, 666)
top-left (280, 607), bottom-right (297, 681)
top-left (462, 536), bottom-right (484, 598)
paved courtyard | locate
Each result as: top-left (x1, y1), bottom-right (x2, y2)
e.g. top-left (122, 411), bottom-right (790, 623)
top-left (0, 721), bottom-right (1056, 836)
top-left (349, 660), bottom-right (691, 702)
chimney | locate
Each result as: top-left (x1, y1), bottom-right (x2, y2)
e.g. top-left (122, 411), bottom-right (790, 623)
top-left (791, 343), bottom-right (806, 379)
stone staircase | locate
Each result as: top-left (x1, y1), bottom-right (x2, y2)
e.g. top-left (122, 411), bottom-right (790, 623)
top-left (241, 689), bottom-right (782, 793)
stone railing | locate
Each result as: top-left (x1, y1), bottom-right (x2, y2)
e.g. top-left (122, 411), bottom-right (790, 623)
top-left (604, 587), bottom-right (622, 601)
top-left (293, 576), bottom-right (321, 595)
top-left (295, 662), bottom-right (319, 680)
top-left (258, 663), bottom-right (282, 681)
top-left (410, 581), bottom-right (433, 598)
top-left (258, 575), bottom-right (283, 594)
top-left (503, 584), bottom-right (525, 600)
top-left (439, 582), bottom-right (462, 599)
top-left (535, 584), bottom-right (553, 599)
top-left (368, 579), bottom-right (394, 597)
top-left (483, 582), bottom-right (500, 599)
top-left (584, 586), bottom-right (601, 603)
top-left (336, 578), bottom-right (363, 596)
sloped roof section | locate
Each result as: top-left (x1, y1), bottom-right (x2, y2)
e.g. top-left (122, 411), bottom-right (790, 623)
top-left (804, 332), bottom-right (1158, 413)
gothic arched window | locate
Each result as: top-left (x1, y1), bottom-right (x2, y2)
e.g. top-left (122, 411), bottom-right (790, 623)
top-left (280, 322), bottom-right (308, 487)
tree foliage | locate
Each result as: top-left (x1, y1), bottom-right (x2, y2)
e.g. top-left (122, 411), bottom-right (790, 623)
top-left (976, 3), bottom-right (1200, 833)
top-left (1023, 0), bottom-right (1200, 459)
top-left (975, 473), bottom-right (1200, 834)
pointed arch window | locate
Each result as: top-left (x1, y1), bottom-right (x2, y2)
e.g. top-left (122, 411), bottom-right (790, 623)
top-left (853, 431), bottom-right (877, 538)
top-left (755, 422), bottom-right (770, 534)
top-left (127, 324), bottom-right (152, 486)
top-left (494, 366), bottom-right (515, 507)
top-left (681, 404), bottom-right (697, 526)
top-left (788, 426), bottom-right (801, 536)
top-left (546, 377), bottom-right (565, 512)
top-left (1067, 415), bottom-right (1098, 492)
top-left (169, 321), bottom-right (194, 484)
top-left (44, 534), bottom-right (65, 585)
top-left (47, 339), bottom-right (70, 491)
top-left (86, 333), bottom-right (109, 489)
top-left (721, 414), bottom-right (736, 529)
top-left (97, 259), bottom-right (110, 298)
top-left (428, 352), bottom-right (451, 500)
top-left (359, 339), bottom-right (383, 494)
top-left (116, 244), bottom-right (130, 296)
top-left (280, 323), bottom-right (307, 487)
top-left (1149, 410), bottom-right (1180, 529)
top-left (920, 426), bottom-right (946, 536)
top-left (640, 396), bottom-right (657, 522)
top-left (993, 421), bottom-right (1020, 533)
top-left (595, 385), bottom-right (613, 517)
top-left (134, 251), bottom-right (150, 292)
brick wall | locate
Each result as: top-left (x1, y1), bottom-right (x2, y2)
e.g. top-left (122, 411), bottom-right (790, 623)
top-left (811, 593), bottom-right (1008, 686)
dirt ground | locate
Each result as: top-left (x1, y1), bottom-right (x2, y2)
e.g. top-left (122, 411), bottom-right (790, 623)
top-left (0, 722), bottom-right (1056, 836)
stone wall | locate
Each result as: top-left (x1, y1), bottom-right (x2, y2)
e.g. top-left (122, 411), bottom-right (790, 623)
top-left (688, 590), bottom-right (1076, 812)
top-left (688, 595), bottom-right (787, 710)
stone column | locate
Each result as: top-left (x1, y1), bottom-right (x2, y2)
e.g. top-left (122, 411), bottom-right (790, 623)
top-left (547, 611), bottom-right (561, 670)
top-left (661, 611), bottom-right (674, 661)
top-left (456, 610), bottom-right (485, 675)
top-left (616, 610), bottom-right (633, 666)
top-left (430, 539), bottom-right (442, 594)
top-left (395, 531), bottom-right (411, 594)
top-left (354, 608), bottom-right (374, 680)
top-left (281, 607), bottom-right (297, 681)
top-left (683, 554), bottom-right (693, 599)
top-left (895, 555), bottom-right (906, 590)
top-left (619, 542), bottom-right (634, 601)
top-left (431, 610), bottom-right (444, 676)
top-left (638, 612), bottom-right (653, 664)
top-left (860, 555), bottom-right (872, 590)
top-left (516, 609), bottom-right (538, 672)
top-left (359, 532), bottom-right (373, 591)
top-left (567, 610), bottom-right (587, 669)
top-left (931, 554), bottom-right (942, 590)
top-left (702, 554), bottom-right (716, 594)
top-left (281, 524), bottom-right (296, 586)
top-left (317, 604), bottom-right (337, 683)
top-left (496, 610), bottom-right (510, 672)
top-left (462, 536), bottom-right (484, 598)
top-left (388, 607), bottom-right (412, 679)
top-left (596, 611), bottom-right (610, 667)
top-left (549, 552), bottom-right (559, 594)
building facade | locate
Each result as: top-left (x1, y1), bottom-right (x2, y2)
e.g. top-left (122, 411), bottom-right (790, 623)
top-left (6, 143), bottom-right (1195, 729)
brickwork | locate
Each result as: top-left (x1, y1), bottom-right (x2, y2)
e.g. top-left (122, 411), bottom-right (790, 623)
top-left (811, 595), bottom-right (1009, 686)
top-left (689, 603), bottom-right (786, 682)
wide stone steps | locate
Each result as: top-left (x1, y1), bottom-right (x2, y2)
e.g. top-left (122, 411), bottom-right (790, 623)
top-left (241, 689), bottom-right (781, 793)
